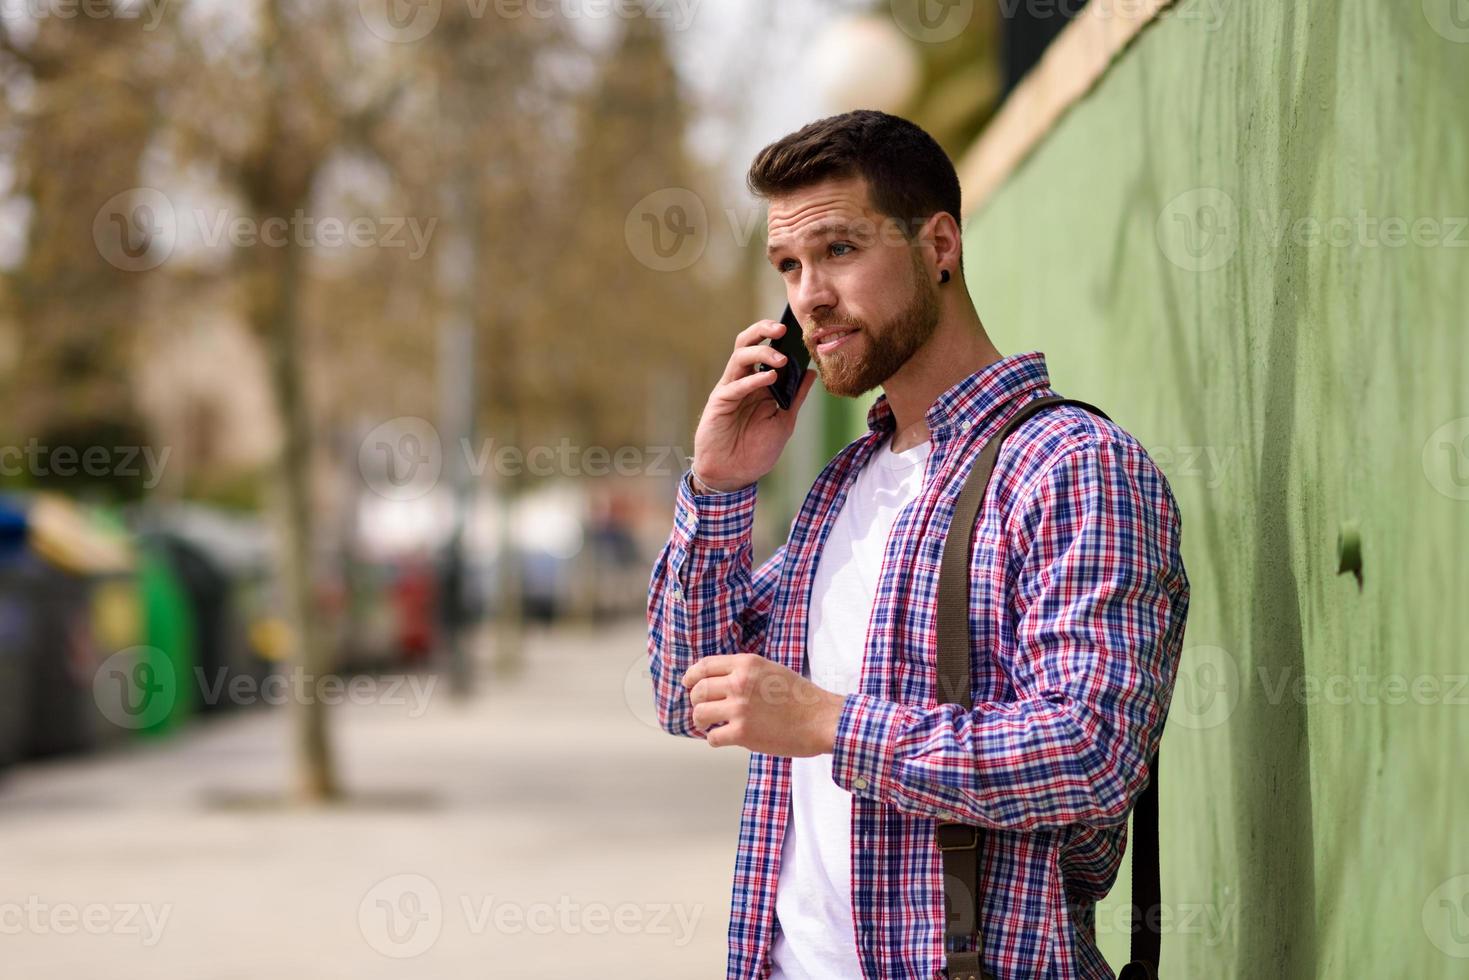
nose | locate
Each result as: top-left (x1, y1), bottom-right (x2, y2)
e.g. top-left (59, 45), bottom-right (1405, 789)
top-left (793, 265), bottom-right (838, 327)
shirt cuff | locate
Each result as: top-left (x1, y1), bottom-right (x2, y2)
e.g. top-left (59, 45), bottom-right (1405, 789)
top-left (671, 467), bottom-right (759, 551)
top-left (830, 692), bottom-right (913, 802)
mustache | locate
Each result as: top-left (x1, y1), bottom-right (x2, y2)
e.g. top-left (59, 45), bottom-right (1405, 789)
top-left (806, 316), bottom-right (866, 338)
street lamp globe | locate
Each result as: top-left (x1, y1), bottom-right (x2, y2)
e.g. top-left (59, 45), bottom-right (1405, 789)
top-left (808, 14), bottom-right (922, 114)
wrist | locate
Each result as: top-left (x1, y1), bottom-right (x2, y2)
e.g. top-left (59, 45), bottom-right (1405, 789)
top-left (688, 462), bottom-right (746, 496)
top-left (815, 691), bottom-right (846, 754)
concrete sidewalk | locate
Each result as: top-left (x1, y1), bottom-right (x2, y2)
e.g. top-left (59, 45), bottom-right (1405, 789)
top-left (0, 620), bottom-right (748, 979)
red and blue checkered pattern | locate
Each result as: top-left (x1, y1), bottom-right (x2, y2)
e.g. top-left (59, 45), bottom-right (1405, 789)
top-left (648, 352), bottom-right (1190, 979)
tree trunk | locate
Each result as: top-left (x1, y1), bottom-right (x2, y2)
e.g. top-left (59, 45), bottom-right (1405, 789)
top-left (257, 236), bottom-right (340, 803)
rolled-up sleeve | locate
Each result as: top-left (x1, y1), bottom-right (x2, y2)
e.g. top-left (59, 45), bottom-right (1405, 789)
top-left (830, 439), bottom-right (1189, 830)
top-left (647, 469), bottom-right (785, 738)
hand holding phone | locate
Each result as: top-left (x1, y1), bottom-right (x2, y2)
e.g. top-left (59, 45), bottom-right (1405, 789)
top-left (688, 311), bottom-right (818, 493)
top-left (756, 304), bottom-right (812, 410)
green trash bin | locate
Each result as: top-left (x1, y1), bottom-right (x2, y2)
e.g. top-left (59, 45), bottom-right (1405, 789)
top-left (134, 542), bottom-right (198, 736)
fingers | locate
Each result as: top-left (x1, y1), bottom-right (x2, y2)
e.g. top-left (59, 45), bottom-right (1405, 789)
top-left (719, 338), bottom-right (790, 385)
top-left (734, 318), bottom-right (786, 348)
top-left (681, 654), bottom-right (741, 688)
top-left (713, 368), bottom-right (780, 404)
top-left (691, 698), bottom-right (733, 732)
top-left (687, 675), bottom-right (729, 707)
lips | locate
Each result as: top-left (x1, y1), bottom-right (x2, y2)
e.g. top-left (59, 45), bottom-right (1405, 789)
top-left (812, 326), bottom-right (859, 355)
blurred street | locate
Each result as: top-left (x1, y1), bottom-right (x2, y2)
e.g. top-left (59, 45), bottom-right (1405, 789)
top-left (0, 619), bottom-right (745, 979)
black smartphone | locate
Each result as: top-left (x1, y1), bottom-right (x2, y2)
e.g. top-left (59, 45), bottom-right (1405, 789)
top-left (757, 304), bottom-right (811, 410)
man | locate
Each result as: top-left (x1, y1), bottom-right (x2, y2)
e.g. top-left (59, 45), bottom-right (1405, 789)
top-left (646, 110), bottom-right (1189, 980)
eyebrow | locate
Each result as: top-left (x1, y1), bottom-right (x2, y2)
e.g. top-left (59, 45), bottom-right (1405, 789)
top-left (766, 221), bottom-right (856, 260)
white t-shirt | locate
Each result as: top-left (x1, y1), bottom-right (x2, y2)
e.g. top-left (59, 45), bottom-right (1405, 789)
top-left (769, 433), bottom-right (931, 980)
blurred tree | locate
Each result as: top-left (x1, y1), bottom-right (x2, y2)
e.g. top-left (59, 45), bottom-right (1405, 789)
top-left (0, 5), bottom-right (173, 497)
top-left (421, 5), bottom-right (578, 676)
top-left (154, 0), bottom-right (423, 802)
top-left (553, 11), bottom-right (747, 618)
top-left (555, 10), bottom-right (736, 456)
top-left (0, 0), bottom-right (737, 792)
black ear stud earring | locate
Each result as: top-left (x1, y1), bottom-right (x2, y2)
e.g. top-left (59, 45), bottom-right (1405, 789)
top-left (939, 269), bottom-right (950, 284)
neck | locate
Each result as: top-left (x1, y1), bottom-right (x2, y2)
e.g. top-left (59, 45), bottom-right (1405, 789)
top-left (885, 298), bottom-right (1003, 453)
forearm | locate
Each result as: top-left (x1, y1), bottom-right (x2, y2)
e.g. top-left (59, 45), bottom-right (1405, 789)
top-left (646, 468), bottom-right (779, 737)
top-left (830, 692), bottom-right (1156, 830)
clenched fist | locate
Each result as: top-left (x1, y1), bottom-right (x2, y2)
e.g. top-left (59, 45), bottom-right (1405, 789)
top-left (681, 654), bottom-right (845, 757)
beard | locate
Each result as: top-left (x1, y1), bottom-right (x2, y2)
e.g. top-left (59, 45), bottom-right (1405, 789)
top-left (808, 251), bottom-right (940, 399)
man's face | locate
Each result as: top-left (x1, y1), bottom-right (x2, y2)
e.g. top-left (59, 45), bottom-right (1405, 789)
top-left (765, 176), bottom-right (940, 399)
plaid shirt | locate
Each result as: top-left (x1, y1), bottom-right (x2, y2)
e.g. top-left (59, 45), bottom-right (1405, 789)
top-left (647, 352), bottom-right (1189, 979)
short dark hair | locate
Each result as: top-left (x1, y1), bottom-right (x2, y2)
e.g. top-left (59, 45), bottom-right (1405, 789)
top-left (746, 109), bottom-right (962, 252)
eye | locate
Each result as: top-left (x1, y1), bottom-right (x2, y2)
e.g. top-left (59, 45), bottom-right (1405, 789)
top-left (777, 258), bottom-right (798, 274)
top-left (830, 242), bottom-right (855, 257)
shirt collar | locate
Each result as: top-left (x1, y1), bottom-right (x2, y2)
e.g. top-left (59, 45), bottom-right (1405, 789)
top-left (864, 350), bottom-right (1053, 437)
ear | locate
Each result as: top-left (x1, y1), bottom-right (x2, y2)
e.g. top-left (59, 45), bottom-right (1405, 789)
top-left (921, 210), bottom-right (963, 283)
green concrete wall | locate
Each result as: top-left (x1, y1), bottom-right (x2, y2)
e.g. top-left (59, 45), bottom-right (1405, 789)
top-left (807, 0), bottom-right (1467, 972)
top-left (940, 0), bottom-right (1468, 975)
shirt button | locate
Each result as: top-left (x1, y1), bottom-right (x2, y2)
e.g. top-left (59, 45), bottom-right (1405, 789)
top-left (852, 775), bottom-right (870, 792)
top-left (671, 582), bottom-right (683, 601)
